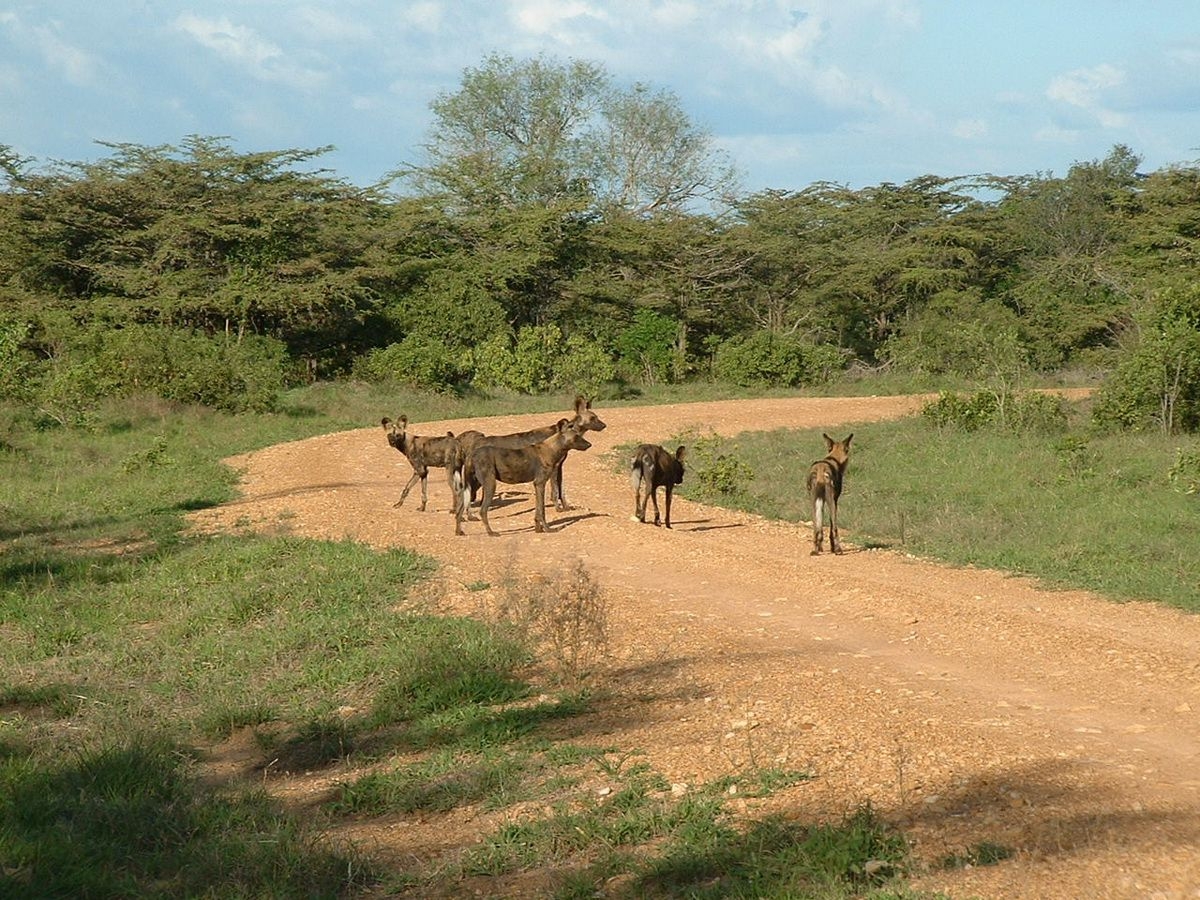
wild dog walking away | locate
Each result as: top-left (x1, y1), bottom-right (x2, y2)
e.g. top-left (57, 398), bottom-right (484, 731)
top-left (456, 419), bottom-right (592, 536)
top-left (456, 396), bottom-right (606, 511)
top-left (382, 416), bottom-right (463, 512)
top-left (630, 444), bottom-right (686, 528)
top-left (806, 433), bottom-right (853, 554)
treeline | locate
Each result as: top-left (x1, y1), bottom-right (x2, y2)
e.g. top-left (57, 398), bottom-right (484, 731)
top-left (1, 55), bottom-right (1199, 431)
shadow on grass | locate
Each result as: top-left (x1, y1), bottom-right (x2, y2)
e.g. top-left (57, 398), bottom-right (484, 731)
top-left (629, 806), bottom-right (905, 899)
top-left (0, 740), bottom-right (371, 899)
top-left (893, 757), bottom-right (1200, 869)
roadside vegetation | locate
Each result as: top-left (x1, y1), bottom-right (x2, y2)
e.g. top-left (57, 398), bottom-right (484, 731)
top-left (675, 391), bottom-right (1200, 612)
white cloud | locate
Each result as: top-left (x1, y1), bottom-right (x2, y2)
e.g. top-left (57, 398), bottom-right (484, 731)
top-left (174, 13), bottom-right (327, 90)
top-left (176, 14), bottom-right (278, 68)
top-left (403, 2), bottom-right (446, 31)
top-left (648, 1), bottom-right (700, 28)
top-left (37, 27), bottom-right (102, 87)
top-left (508, 0), bottom-right (607, 37)
top-left (1046, 63), bottom-right (1127, 127)
top-left (1034, 123), bottom-right (1080, 144)
top-left (1, 12), bottom-right (101, 88)
top-left (295, 8), bottom-right (374, 43)
top-left (953, 118), bottom-right (987, 140)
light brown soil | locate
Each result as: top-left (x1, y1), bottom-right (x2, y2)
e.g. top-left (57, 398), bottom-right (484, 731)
top-left (191, 395), bottom-right (1200, 899)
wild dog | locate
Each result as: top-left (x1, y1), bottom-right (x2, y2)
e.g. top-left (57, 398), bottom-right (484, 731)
top-left (456, 396), bottom-right (606, 512)
top-left (806, 433), bottom-right (853, 555)
top-left (630, 444), bottom-right (686, 528)
top-left (382, 416), bottom-right (462, 513)
top-left (456, 419), bottom-right (592, 536)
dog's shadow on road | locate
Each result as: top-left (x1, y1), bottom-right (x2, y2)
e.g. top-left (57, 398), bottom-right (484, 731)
top-left (673, 519), bottom-right (745, 533)
top-left (545, 511), bottom-right (606, 532)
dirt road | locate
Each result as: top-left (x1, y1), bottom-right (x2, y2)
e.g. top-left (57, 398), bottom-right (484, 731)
top-left (193, 395), bottom-right (1200, 899)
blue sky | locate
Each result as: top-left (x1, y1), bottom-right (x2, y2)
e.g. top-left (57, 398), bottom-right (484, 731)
top-left (3, 1), bottom-right (1199, 194)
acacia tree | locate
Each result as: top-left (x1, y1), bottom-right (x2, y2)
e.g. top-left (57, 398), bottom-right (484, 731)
top-left (727, 177), bottom-right (989, 361)
top-left (997, 145), bottom-right (1141, 367)
top-left (0, 137), bottom-right (384, 373)
top-left (405, 53), bottom-right (738, 218)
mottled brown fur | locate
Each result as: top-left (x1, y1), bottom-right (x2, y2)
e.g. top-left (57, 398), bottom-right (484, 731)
top-left (805, 433), bottom-right (853, 554)
top-left (630, 444), bottom-right (686, 528)
top-left (457, 396), bottom-right (606, 511)
top-left (456, 419), bottom-right (593, 536)
top-left (382, 417), bottom-right (462, 513)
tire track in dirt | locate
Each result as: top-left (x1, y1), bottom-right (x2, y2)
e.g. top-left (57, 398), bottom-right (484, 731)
top-left (192, 395), bottom-right (1200, 899)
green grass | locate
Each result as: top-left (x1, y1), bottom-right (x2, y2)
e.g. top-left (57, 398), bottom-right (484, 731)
top-left (676, 408), bottom-right (1200, 611)
top-left (0, 739), bottom-right (369, 899)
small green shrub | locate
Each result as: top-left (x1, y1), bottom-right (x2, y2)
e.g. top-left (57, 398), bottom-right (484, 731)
top-left (1168, 446), bottom-right (1200, 495)
top-left (922, 390), bottom-right (1067, 433)
top-left (713, 331), bottom-right (845, 388)
top-left (354, 333), bottom-right (470, 391)
top-left (0, 321), bottom-right (34, 403)
top-left (1054, 434), bottom-right (1100, 481)
top-left (1007, 391), bottom-right (1069, 432)
top-left (33, 326), bottom-right (287, 421)
top-left (683, 431), bottom-right (754, 499)
top-left (472, 325), bottom-right (617, 396)
top-left (615, 308), bottom-right (682, 384)
top-left (1092, 286), bottom-right (1200, 434)
top-left (556, 333), bottom-right (617, 397)
top-left (921, 390), bottom-right (998, 431)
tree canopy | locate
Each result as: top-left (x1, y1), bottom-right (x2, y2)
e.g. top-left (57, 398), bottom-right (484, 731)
top-left (2, 58), bottom-right (1199, 431)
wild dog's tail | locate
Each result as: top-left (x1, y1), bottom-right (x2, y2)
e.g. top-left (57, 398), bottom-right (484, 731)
top-left (630, 447), bottom-right (654, 491)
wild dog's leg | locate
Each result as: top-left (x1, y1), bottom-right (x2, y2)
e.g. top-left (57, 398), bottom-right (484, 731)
top-left (632, 468), bottom-right (644, 522)
top-left (534, 477), bottom-right (548, 533)
top-left (829, 489), bottom-right (842, 554)
top-left (454, 483), bottom-right (466, 536)
top-left (552, 462), bottom-right (568, 512)
top-left (811, 493), bottom-right (825, 554)
top-left (418, 471), bottom-right (429, 511)
top-left (649, 484), bottom-right (662, 527)
top-left (395, 469), bottom-right (423, 508)
top-left (631, 456), bottom-right (648, 522)
top-left (663, 483), bottom-right (674, 529)
top-left (479, 476), bottom-right (499, 537)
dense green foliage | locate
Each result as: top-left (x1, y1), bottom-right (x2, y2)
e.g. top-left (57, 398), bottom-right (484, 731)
top-left (2, 57), bottom-right (1199, 431)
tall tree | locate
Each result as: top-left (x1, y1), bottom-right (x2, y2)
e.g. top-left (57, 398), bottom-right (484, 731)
top-left (0, 137), bottom-right (385, 372)
top-left (406, 53), bottom-right (737, 218)
top-left (997, 144), bottom-right (1141, 366)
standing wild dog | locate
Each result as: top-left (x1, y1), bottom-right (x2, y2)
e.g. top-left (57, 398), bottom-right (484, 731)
top-left (382, 417), bottom-right (463, 512)
top-left (806, 433), bottom-right (853, 555)
top-left (630, 444), bottom-right (686, 528)
top-left (457, 419), bottom-right (592, 536)
top-left (456, 396), bottom-right (606, 511)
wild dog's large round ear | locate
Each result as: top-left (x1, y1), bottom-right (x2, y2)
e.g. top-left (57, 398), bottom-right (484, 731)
top-left (823, 433), bottom-right (835, 449)
top-left (675, 446), bottom-right (687, 461)
top-left (381, 417), bottom-right (391, 428)
top-left (845, 433), bottom-right (854, 446)
top-left (556, 417), bottom-right (570, 431)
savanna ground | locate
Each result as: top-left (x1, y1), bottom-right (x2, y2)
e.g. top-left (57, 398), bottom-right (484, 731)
top-left (191, 394), bottom-right (1200, 899)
